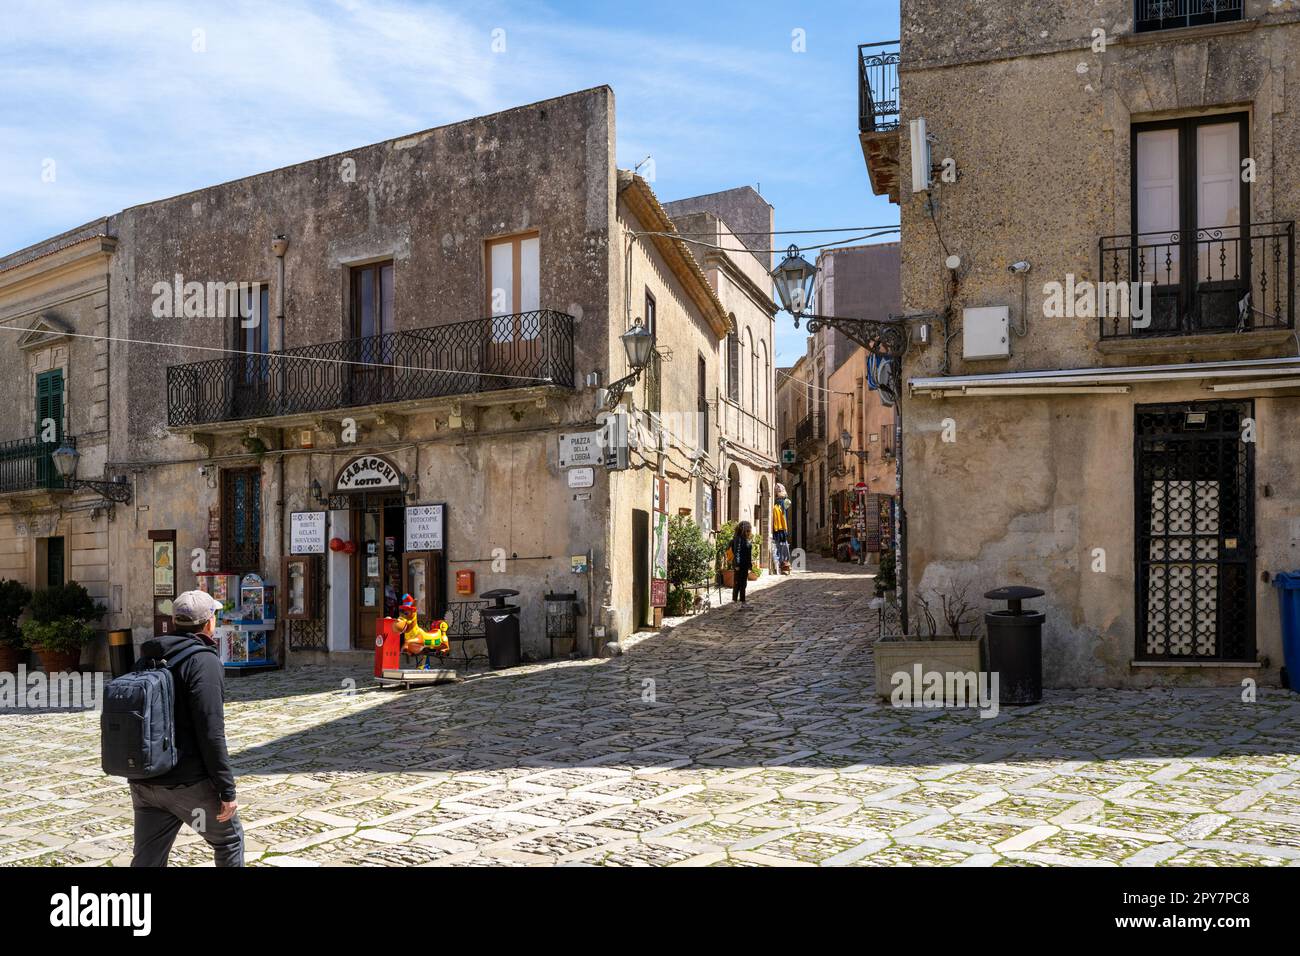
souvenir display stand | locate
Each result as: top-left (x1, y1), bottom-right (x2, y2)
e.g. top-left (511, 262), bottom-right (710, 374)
top-left (198, 571), bottom-right (278, 672)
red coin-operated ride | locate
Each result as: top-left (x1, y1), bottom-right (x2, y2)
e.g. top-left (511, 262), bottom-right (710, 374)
top-left (374, 593), bottom-right (450, 678)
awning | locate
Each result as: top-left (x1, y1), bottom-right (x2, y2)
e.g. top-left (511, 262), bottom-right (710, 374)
top-left (909, 356), bottom-right (1300, 398)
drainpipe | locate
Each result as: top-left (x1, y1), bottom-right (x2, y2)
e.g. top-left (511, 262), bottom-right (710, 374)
top-left (271, 235), bottom-right (288, 664)
top-left (270, 238), bottom-right (288, 413)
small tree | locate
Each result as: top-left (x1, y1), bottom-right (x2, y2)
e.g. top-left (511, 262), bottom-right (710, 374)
top-left (715, 520), bottom-right (739, 572)
top-left (0, 579), bottom-right (31, 649)
top-left (20, 582), bottom-right (105, 653)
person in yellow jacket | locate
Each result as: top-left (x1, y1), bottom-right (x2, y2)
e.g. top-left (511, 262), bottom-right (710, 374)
top-left (773, 483), bottom-right (793, 574)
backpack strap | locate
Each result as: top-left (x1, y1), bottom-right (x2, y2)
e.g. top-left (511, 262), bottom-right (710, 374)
top-left (135, 642), bottom-right (218, 671)
top-left (164, 643), bottom-right (218, 670)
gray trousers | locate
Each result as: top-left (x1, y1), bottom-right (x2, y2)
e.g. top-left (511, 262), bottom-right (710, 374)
top-left (130, 778), bottom-right (244, 867)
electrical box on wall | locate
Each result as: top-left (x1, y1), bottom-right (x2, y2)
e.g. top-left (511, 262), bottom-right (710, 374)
top-left (963, 306), bottom-right (1010, 360)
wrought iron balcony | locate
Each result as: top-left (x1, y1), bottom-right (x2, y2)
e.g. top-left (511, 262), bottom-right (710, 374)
top-left (795, 411), bottom-right (824, 450)
top-left (167, 310), bottom-right (575, 427)
top-left (1098, 222), bottom-right (1294, 339)
top-left (858, 42), bottom-right (900, 134)
top-left (0, 435), bottom-right (73, 494)
top-left (1135, 0), bottom-right (1242, 33)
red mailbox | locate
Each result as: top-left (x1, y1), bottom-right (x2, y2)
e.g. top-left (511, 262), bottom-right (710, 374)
top-left (374, 616), bottom-right (401, 677)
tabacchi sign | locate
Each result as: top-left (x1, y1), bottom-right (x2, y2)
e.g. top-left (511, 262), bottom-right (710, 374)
top-left (335, 455), bottom-right (402, 492)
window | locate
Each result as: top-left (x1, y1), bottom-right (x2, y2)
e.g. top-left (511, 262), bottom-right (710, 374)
top-left (697, 353), bottom-right (708, 452)
top-left (233, 285), bottom-right (270, 395)
top-left (486, 233), bottom-right (540, 341)
top-left (760, 340), bottom-right (770, 423)
top-left (350, 262), bottom-right (394, 343)
top-left (746, 329), bottom-right (756, 412)
top-left (45, 536), bottom-right (64, 589)
top-left (1133, 113), bottom-right (1249, 332)
top-left (726, 331), bottom-right (740, 402)
top-left (35, 369), bottom-right (64, 489)
top-left (348, 263), bottom-right (394, 404)
top-left (221, 468), bottom-right (262, 572)
top-left (36, 368), bottom-right (63, 440)
top-left (1135, 0), bottom-right (1241, 33)
top-left (644, 290), bottom-right (660, 413)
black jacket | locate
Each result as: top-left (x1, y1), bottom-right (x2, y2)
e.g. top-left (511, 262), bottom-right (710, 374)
top-left (731, 533), bottom-right (754, 571)
top-left (136, 634), bottom-right (237, 802)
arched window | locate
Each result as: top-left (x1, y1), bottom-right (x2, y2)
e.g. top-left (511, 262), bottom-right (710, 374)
top-left (760, 339), bottom-right (770, 423)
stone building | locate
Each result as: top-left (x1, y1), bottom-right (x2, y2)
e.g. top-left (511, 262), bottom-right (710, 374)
top-left (663, 188), bottom-right (778, 566)
top-left (860, 3), bottom-right (1300, 685)
top-left (0, 87), bottom-right (741, 666)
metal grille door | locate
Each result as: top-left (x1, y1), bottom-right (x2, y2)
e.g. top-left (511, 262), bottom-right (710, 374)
top-left (1135, 401), bottom-right (1254, 661)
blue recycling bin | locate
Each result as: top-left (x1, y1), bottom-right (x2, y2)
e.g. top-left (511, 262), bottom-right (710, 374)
top-left (1273, 572), bottom-right (1300, 691)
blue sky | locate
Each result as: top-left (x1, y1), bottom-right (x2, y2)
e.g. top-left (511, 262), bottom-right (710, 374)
top-left (0, 0), bottom-right (900, 364)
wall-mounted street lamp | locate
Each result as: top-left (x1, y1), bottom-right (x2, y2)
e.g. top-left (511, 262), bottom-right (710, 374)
top-left (841, 429), bottom-right (870, 461)
top-left (50, 442), bottom-right (132, 504)
top-left (602, 319), bottom-right (656, 411)
top-left (772, 243), bottom-right (910, 631)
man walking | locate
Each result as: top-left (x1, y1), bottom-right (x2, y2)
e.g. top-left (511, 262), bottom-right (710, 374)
top-left (130, 590), bottom-right (243, 867)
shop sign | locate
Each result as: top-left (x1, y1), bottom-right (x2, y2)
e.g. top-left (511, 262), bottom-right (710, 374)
top-left (405, 504), bottom-right (445, 551)
top-left (290, 511), bottom-right (327, 554)
top-left (335, 455), bottom-right (402, 492)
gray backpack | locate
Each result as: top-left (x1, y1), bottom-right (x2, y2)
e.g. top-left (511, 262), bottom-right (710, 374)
top-left (100, 644), bottom-right (217, 779)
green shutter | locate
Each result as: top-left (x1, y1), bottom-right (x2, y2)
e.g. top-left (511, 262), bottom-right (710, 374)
top-left (36, 369), bottom-right (64, 442)
top-left (35, 370), bottom-right (64, 488)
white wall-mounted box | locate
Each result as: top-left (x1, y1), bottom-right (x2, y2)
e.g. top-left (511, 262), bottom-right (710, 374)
top-left (963, 306), bottom-right (1010, 360)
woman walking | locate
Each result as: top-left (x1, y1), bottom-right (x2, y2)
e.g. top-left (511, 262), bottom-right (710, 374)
top-left (731, 521), bottom-right (754, 607)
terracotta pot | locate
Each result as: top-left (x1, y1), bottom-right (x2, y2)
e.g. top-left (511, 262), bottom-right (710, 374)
top-left (35, 646), bottom-right (82, 673)
top-left (0, 644), bottom-right (21, 673)
top-left (747, 571), bottom-right (759, 581)
top-left (721, 570), bottom-right (735, 588)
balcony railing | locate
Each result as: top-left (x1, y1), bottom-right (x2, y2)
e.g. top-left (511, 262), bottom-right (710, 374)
top-left (717, 395), bottom-right (775, 459)
top-left (795, 411), bottom-right (824, 449)
top-left (1135, 0), bottom-right (1242, 32)
top-left (1098, 222), bottom-right (1294, 339)
top-left (167, 310), bottom-right (575, 427)
top-left (859, 41), bottom-right (900, 134)
top-left (0, 435), bottom-right (73, 494)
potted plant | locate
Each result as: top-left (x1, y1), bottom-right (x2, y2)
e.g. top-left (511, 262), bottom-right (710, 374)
top-left (20, 581), bottom-right (105, 673)
top-left (667, 516), bottom-right (714, 616)
top-left (715, 520), bottom-right (738, 589)
top-left (873, 583), bottom-right (984, 701)
top-left (0, 578), bottom-right (31, 673)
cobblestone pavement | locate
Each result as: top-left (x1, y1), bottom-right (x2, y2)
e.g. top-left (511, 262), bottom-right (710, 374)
top-left (3, 558), bottom-right (1300, 867)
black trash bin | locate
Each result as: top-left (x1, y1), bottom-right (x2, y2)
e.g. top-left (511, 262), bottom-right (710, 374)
top-left (109, 629), bottom-right (134, 678)
top-left (480, 588), bottom-right (521, 670)
top-left (984, 586), bottom-right (1045, 705)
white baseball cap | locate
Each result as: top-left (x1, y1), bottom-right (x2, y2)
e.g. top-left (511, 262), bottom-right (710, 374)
top-left (173, 590), bottom-right (223, 626)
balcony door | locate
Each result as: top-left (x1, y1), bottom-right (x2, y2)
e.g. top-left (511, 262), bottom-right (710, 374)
top-left (1133, 114), bottom-right (1248, 333)
top-left (232, 285), bottom-right (270, 418)
top-left (485, 233), bottom-right (540, 387)
top-left (348, 261), bottom-right (394, 406)
top-left (35, 369), bottom-right (64, 489)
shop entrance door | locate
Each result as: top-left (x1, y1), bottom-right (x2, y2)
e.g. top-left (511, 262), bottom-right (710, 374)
top-left (351, 496), bottom-right (406, 649)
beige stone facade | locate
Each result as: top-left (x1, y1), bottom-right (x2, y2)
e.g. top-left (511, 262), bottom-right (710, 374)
top-left (864, 2), bottom-right (1300, 686)
top-left (0, 87), bottom-right (765, 667)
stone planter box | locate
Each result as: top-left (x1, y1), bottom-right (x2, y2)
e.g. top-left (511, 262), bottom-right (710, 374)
top-left (873, 637), bottom-right (984, 700)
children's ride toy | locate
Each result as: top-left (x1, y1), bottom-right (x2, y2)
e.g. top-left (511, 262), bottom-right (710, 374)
top-left (393, 593), bottom-right (450, 668)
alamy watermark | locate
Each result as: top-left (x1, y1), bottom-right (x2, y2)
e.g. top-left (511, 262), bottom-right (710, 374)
top-left (0, 666), bottom-right (104, 710)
